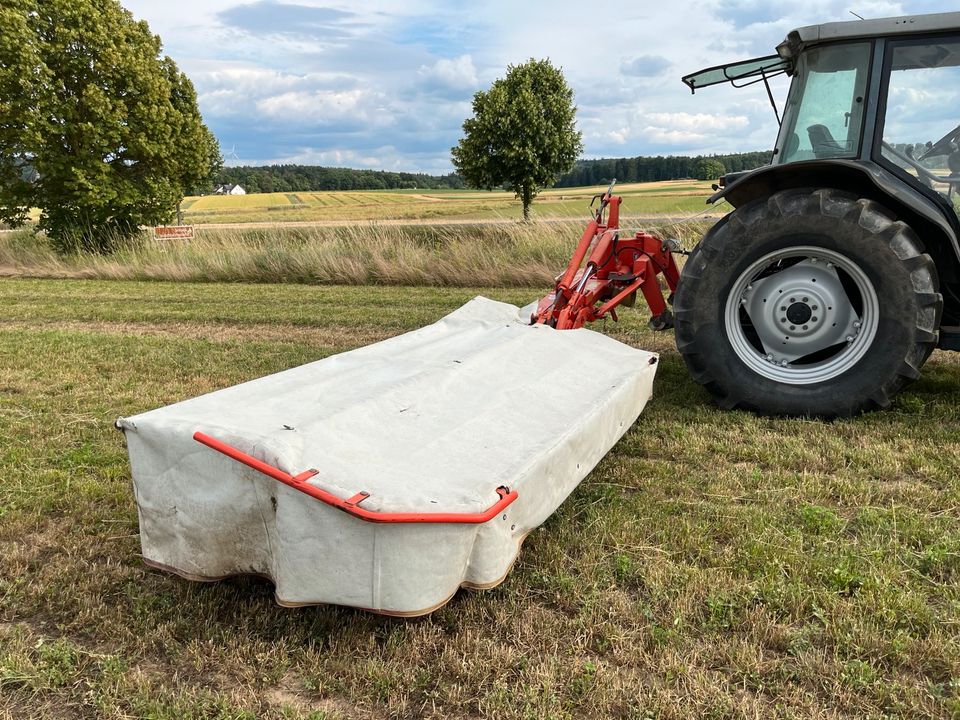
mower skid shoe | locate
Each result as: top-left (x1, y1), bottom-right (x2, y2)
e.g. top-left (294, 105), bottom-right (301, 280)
top-left (117, 297), bottom-right (659, 615)
top-left (649, 308), bottom-right (675, 331)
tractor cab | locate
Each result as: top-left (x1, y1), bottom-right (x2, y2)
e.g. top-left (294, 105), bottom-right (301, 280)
top-left (684, 12), bottom-right (960, 225)
top-left (776, 18), bottom-right (960, 221)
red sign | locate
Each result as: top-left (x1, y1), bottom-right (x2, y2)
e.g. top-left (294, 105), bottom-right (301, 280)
top-left (154, 225), bottom-right (194, 240)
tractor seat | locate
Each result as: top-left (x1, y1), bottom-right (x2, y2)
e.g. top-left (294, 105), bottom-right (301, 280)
top-left (807, 124), bottom-right (847, 158)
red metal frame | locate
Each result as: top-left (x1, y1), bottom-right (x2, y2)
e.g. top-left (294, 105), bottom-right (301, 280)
top-left (534, 187), bottom-right (680, 330)
top-left (193, 431), bottom-right (518, 524)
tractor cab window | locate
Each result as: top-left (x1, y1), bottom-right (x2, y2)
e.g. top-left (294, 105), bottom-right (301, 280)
top-left (879, 39), bottom-right (960, 221)
top-left (777, 43), bottom-right (871, 164)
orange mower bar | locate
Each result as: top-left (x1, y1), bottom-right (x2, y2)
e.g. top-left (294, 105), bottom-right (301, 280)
top-left (193, 431), bottom-right (519, 524)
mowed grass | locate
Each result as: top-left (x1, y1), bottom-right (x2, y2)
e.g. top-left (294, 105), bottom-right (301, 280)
top-left (2, 278), bottom-right (959, 719)
top-left (179, 181), bottom-right (716, 225)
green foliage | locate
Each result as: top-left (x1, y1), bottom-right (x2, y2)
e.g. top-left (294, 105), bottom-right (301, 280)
top-left (692, 158), bottom-right (727, 181)
top-left (798, 504), bottom-right (843, 535)
top-left (452, 59), bottom-right (583, 219)
top-left (216, 164), bottom-right (464, 193)
top-left (556, 151), bottom-right (770, 186)
top-left (216, 152), bottom-right (770, 195)
top-left (0, 0), bottom-right (219, 253)
top-left (194, 127), bottom-right (223, 196)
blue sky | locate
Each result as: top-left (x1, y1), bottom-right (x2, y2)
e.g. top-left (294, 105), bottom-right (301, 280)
top-left (123, 0), bottom-right (957, 173)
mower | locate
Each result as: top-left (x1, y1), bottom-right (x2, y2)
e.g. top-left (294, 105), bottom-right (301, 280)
top-left (118, 11), bottom-right (960, 615)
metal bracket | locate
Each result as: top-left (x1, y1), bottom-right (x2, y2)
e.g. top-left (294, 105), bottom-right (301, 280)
top-left (193, 431), bottom-right (518, 524)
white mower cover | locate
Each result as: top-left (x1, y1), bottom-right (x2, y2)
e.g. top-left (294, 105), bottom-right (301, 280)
top-left (118, 297), bottom-right (658, 615)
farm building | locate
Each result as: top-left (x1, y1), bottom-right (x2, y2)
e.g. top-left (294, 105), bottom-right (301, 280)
top-left (214, 183), bottom-right (246, 195)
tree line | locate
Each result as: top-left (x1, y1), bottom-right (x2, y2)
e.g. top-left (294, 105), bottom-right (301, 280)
top-left (215, 166), bottom-right (466, 193)
top-left (215, 151), bottom-right (773, 195)
top-left (554, 151), bottom-right (773, 187)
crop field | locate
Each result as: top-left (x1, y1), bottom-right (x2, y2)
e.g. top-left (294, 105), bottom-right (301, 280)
top-left (179, 181), bottom-right (717, 226)
top-left (1, 278), bottom-right (959, 718)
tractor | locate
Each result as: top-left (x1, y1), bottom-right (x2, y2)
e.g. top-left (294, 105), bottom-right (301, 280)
top-left (537, 11), bottom-right (960, 417)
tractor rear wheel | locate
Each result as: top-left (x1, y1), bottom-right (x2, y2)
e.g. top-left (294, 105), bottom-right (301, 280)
top-left (673, 188), bottom-right (942, 417)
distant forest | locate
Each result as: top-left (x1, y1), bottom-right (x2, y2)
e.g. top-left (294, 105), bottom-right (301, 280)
top-left (214, 151), bottom-right (773, 194)
top-left (215, 166), bottom-right (466, 193)
top-left (554, 151), bottom-right (773, 187)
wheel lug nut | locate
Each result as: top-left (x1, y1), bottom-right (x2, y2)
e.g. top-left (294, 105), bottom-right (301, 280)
top-left (812, 305), bottom-right (818, 310)
top-left (789, 325), bottom-right (796, 330)
top-left (780, 360), bottom-right (788, 367)
top-left (846, 336), bottom-right (854, 342)
top-left (812, 316), bottom-right (818, 322)
top-left (854, 321), bottom-right (862, 328)
top-left (780, 306), bottom-right (786, 311)
top-left (790, 297), bottom-right (796, 303)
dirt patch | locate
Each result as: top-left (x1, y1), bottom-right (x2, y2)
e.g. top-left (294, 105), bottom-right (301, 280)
top-left (263, 685), bottom-right (385, 719)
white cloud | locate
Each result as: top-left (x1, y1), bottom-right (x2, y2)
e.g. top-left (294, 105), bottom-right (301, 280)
top-left (645, 112), bottom-right (750, 134)
top-left (620, 55), bottom-right (671, 77)
top-left (120, 0), bottom-right (949, 171)
top-left (279, 148), bottom-right (385, 167)
top-left (604, 128), bottom-right (630, 145)
top-left (257, 89), bottom-right (371, 120)
top-left (417, 55), bottom-right (478, 91)
top-left (642, 128), bottom-right (713, 145)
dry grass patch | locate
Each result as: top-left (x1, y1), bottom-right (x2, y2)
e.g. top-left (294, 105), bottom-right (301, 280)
top-left (172, 183), bottom-right (714, 225)
top-left (0, 220), bottom-right (711, 287)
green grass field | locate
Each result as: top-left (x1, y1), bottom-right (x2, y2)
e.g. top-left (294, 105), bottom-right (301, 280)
top-left (180, 181), bottom-right (716, 225)
top-left (1, 278), bottom-right (959, 718)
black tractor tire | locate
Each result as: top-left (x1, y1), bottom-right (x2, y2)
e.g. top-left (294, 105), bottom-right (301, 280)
top-left (674, 188), bottom-right (942, 417)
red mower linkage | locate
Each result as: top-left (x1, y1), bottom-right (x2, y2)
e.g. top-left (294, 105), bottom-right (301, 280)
top-left (534, 182), bottom-right (681, 331)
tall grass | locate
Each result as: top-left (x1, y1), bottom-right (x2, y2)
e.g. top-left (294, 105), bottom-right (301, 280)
top-left (0, 220), bottom-right (712, 287)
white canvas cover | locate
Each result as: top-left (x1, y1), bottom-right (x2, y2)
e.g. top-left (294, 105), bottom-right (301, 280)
top-left (118, 297), bottom-right (658, 615)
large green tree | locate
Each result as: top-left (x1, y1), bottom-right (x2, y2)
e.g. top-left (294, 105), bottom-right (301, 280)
top-left (0, 0), bottom-right (220, 252)
top-left (692, 158), bottom-right (726, 181)
top-left (452, 59), bottom-right (583, 220)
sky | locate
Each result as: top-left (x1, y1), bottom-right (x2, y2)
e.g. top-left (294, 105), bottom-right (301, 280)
top-left (122, 0), bottom-right (957, 173)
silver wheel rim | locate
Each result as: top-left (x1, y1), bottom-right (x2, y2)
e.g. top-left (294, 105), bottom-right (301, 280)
top-left (723, 246), bottom-right (879, 385)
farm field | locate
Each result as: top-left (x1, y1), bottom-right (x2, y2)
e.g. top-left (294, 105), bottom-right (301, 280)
top-left (180, 180), bottom-right (718, 226)
top-left (1, 278), bottom-right (959, 718)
